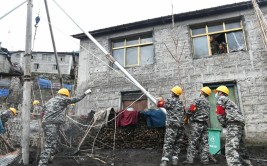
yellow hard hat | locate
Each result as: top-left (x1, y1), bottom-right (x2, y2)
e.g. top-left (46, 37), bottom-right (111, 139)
top-left (201, 86), bottom-right (211, 96)
top-left (171, 86), bottom-right (183, 96)
top-left (33, 100), bottom-right (40, 105)
top-left (9, 107), bottom-right (17, 116)
top-left (214, 85), bottom-right (229, 95)
top-left (58, 88), bottom-right (70, 97)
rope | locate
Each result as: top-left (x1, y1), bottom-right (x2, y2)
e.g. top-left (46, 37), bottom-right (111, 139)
top-left (0, 0), bottom-right (27, 21)
top-left (49, 1), bottom-right (136, 85)
top-left (50, 80), bottom-right (54, 98)
top-left (37, 80), bottom-right (44, 106)
top-left (66, 93), bottom-right (146, 128)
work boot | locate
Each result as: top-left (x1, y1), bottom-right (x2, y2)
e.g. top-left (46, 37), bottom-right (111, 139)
top-left (200, 161), bottom-right (209, 165)
top-left (182, 160), bottom-right (194, 165)
top-left (160, 160), bottom-right (168, 166)
top-left (243, 159), bottom-right (253, 166)
top-left (172, 156), bottom-right (178, 166)
top-left (172, 158), bottom-right (178, 166)
top-left (48, 155), bottom-right (55, 163)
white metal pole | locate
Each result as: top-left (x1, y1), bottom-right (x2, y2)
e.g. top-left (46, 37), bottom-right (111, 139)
top-left (21, 0), bottom-right (33, 164)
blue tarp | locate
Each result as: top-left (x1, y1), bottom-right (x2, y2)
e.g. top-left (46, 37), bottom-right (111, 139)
top-left (64, 84), bottom-right (73, 90)
top-left (0, 89), bottom-right (9, 97)
top-left (140, 109), bottom-right (166, 128)
top-left (37, 78), bottom-right (51, 89)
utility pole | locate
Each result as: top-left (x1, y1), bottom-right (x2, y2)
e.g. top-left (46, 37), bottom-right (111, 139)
top-left (44, 0), bottom-right (63, 88)
top-left (21, 0), bottom-right (32, 164)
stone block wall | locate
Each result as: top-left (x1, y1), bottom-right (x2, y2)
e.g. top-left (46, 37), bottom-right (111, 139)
top-left (77, 7), bottom-right (267, 144)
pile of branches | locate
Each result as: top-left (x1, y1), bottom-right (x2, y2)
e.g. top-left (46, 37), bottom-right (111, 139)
top-left (69, 113), bottom-right (188, 151)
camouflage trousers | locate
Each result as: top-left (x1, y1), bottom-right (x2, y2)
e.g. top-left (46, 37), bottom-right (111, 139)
top-left (38, 124), bottom-right (60, 166)
top-left (161, 122), bottom-right (184, 161)
top-left (186, 121), bottom-right (209, 163)
top-left (225, 124), bottom-right (252, 166)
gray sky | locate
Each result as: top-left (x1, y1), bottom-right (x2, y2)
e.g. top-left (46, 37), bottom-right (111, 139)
top-left (0, 0), bottom-right (248, 52)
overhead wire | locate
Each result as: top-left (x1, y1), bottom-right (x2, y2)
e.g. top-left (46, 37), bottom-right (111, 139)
top-left (0, 0), bottom-right (27, 21)
top-left (31, 8), bottom-right (136, 86)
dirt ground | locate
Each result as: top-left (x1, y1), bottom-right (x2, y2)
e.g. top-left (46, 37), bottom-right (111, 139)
top-left (6, 115), bottom-right (267, 166)
top-left (9, 146), bottom-right (267, 166)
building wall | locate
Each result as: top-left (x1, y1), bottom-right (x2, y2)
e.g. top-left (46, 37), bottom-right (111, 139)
top-left (11, 52), bottom-right (74, 75)
top-left (0, 54), bottom-right (11, 73)
top-left (76, 7), bottom-right (267, 144)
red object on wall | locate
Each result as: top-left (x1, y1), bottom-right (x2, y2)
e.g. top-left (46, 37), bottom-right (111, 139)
top-left (216, 105), bottom-right (225, 115)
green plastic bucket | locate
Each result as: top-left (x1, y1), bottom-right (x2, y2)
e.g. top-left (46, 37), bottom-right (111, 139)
top-left (208, 128), bottom-right (221, 154)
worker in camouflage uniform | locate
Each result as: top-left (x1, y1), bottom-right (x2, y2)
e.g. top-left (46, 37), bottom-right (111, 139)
top-left (0, 107), bottom-right (16, 134)
top-left (215, 85), bottom-right (252, 166)
top-left (38, 88), bottom-right (92, 166)
top-left (157, 86), bottom-right (184, 166)
top-left (183, 86), bottom-right (211, 165)
top-left (32, 100), bottom-right (43, 119)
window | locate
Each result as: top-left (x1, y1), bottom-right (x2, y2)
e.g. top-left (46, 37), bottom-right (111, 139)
top-left (112, 34), bottom-right (154, 68)
top-left (121, 91), bottom-right (147, 111)
top-left (59, 55), bottom-right (65, 62)
top-left (31, 55), bottom-right (37, 60)
top-left (191, 19), bottom-right (247, 58)
top-left (33, 63), bottom-right (39, 71)
top-left (53, 64), bottom-right (57, 70)
top-left (42, 54), bottom-right (51, 61)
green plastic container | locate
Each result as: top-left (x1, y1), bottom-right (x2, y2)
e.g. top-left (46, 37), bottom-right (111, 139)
top-left (208, 128), bottom-right (221, 154)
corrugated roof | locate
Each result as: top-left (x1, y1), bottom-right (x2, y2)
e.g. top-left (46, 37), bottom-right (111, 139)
top-left (72, 0), bottom-right (267, 39)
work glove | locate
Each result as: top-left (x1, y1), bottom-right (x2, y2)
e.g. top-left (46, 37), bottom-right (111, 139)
top-left (84, 89), bottom-right (92, 95)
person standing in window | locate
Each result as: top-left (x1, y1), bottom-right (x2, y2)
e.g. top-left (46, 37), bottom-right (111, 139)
top-left (157, 86), bottom-right (185, 166)
top-left (210, 36), bottom-right (219, 55)
top-left (183, 87), bottom-right (211, 165)
top-left (214, 85), bottom-right (252, 166)
top-left (218, 42), bottom-right (227, 54)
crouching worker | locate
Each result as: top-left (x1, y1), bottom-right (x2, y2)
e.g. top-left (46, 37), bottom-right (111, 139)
top-left (0, 107), bottom-right (16, 134)
top-left (158, 86), bottom-right (185, 166)
top-left (38, 88), bottom-right (92, 166)
top-left (215, 85), bottom-right (252, 166)
top-left (183, 87), bottom-right (211, 165)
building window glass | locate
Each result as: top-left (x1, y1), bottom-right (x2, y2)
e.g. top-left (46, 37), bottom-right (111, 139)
top-left (112, 33), bottom-right (154, 68)
top-left (59, 55), bottom-right (65, 62)
top-left (42, 54), bottom-right (51, 61)
top-left (191, 19), bottom-right (247, 58)
top-left (53, 64), bottom-right (57, 70)
top-left (33, 63), bottom-right (39, 70)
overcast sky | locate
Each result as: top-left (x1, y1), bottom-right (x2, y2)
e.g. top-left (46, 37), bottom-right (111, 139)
top-left (0, 0), bottom-right (248, 52)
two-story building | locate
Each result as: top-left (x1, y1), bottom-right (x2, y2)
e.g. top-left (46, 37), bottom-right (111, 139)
top-left (73, 1), bottom-right (267, 144)
top-left (11, 51), bottom-right (79, 75)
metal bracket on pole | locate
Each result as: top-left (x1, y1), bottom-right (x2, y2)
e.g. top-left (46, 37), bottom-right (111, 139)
top-left (105, 54), bottom-right (115, 64)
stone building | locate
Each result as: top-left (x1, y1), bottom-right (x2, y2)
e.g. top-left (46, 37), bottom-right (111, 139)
top-left (11, 51), bottom-right (79, 75)
top-left (73, 1), bottom-right (267, 144)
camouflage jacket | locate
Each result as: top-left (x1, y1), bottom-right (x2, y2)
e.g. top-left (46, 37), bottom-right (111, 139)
top-left (187, 95), bottom-right (210, 123)
top-left (42, 94), bottom-right (86, 124)
top-left (216, 96), bottom-right (245, 126)
top-left (0, 110), bottom-right (14, 124)
top-left (164, 96), bottom-right (184, 126)
top-left (33, 105), bottom-right (42, 114)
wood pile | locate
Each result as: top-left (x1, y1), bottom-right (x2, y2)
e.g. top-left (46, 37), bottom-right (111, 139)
top-left (68, 111), bottom-right (188, 151)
